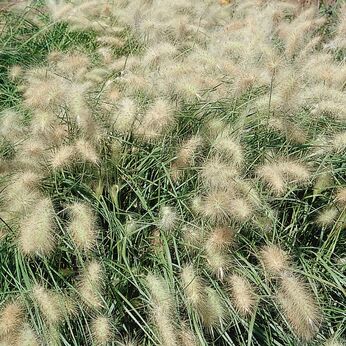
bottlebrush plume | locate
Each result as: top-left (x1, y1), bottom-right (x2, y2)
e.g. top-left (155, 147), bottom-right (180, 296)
top-left (0, 300), bottom-right (23, 337)
top-left (67, 202), bottom-right (98, 252)
top-left (91, 316), bottom-right (112, 346)
top-left (205, 227), bottom-right (234, 252)
top-left (316, 207), bottom-right (338, 228)
top-left (335, 188), bottom-right (346, 207)
top-left (171, 135), bottom-right (202, 179)
top-left (228, 274), bottom-right (257, 316)
top-left (18, 197), bottom-right (56, 256)
top-left (257, 159), bottom-right (310, 195)
top-left (158, 206), bottom-right (178, 232)
top-left (267, 117), bottom-right (307, 144)
top-left (8, 65), bottom-right (22, 81)
top-left (32, 285), bottom-right (64, 325)
top-left (181, 265), bottom-right (223, 327)
top-left (146, 273), bottom-right (178, 346)
top-left (259, 245), bottom-right (290, 276)
top-left (331, 131), bottom-right (346, 152)
top-left (178, 322), bottom-right (198, 346)
top-left (324, 338), bottom-right (346, 346)
top-left (182, 225), bottom-right (204, 251)
top-left (75, 139), bottom-right (99, 165)
top-left (197, 190), bottom-right (253, 224)
top-left (4, 171), bottom-right (42, 217)
top-left (277, 274), bottom-right (321, 341)
top-left (211, 133), bottom-right (243, 166)
top-left (205, 250), bottom-right (229, 281)
top-left (205, 227), bottom-right (234, 280)
top-left (200, 156), bottom-right (238, 189)
top-left (78, 260), bottom-right (104, 310)
top-left (135, 99), bottom-right (175, 141)
top-left (112, 97), bottom-right (137, 134)
top-left (15, 323), bottom-right (39, 346)
top-left (0, 110), bottom-right (23, 142)
top-left (50, 145), bottom-right (76, 170)
top-left (143, 42), bottom-right (177, 67)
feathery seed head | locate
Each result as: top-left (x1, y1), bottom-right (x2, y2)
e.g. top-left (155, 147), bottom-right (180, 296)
top-left (316, 207), bottom-right (338, 228)
top-left (335, 188), bottom-right (346, 207)
top-left (113, 97), bottom-right (137, 134)
top-left (91, 316), bottom-right (112, 346)
top-left (178, 322), bottom-right (198, 346)
top-left (68, 202), bottom-right (98, 252)
top-left (158, 206), bottom-right (178, 232)
top-left (259, 245), bottom-right (290, 276)
top-left (331, 131), bottom-right (346, 152)
top-left (146, 273), bottom-right (178, 346)
top-left (211, 134), bottom-right (243, 165)
top-left (257, 159), bottom-right (310, 195)
top-left (50, 145), bottom-right (76, 170)
top-left (15, 323), bottom-right (39, 346)
top-left (277, 274), bottom-right (321, 341)
top-left (206, 227), bottom-right (234, 251)
top-left (135, 99), bottom-right (175, 141)
top-left (228, 274), bottom-right (257, 316)
top-left (78, 260), bottom-right (104, 310)
top-left (75, 139), bottom-right (99, 165)
top-left (201, 156), bottom-right (238, 189)
top-left (32, 285), bottom-right (64, 325)
top-left (171, 135), bottom-right (202, 179)
top-left (0, 300), bottom-right (23, 337)
top-left (19, 197), bottom-right (56, 256)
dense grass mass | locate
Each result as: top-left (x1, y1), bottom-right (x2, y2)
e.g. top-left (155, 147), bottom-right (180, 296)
top-left (0, 0), bottom-right (345, 345)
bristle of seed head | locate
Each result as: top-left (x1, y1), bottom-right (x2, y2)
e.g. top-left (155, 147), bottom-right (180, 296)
top-left (78, 260), bottom-right (104, 310)
top-left (91, 316), bottom-right (112, 346)
top-left (146, 273), bottom-right (178, 346)
top-left (18, 197), bottom-right (56, 256)
top-left (158, 206), bottom-right (178, 232)
top-left (67, 202), bottom-right (98, 252)
top-left (32, 285), bottom-right (64, 325)
top-left (228, 274), bottom-right (257, 316)
top-left (181, 265), bottom-right (223, 327)
top-left (0, 300), bottom-right (23, 337)
top-left (277, 274), bottom-right (321, 341)
top-left (259, 245), bottom-right (290, 276)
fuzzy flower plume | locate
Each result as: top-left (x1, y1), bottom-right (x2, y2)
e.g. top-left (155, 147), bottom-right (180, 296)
top-left (205, 226), bottom-right (234, 280)
top-left (4, 171), bottom-right (42, 218)
top-left (18, 197), bottom-right (56, 256)
top-left (0, 300), bottom-right (23, 337)
top-left (68, 202), bottom-right (98, 252)
top-left (32, 285), bottom-right (65, 325)
top-left (135, 99), bottom-right (175, 141)
top-left (181, 265), bottom-right (224, 327)
top-left (228, 274), bottom-right (257, 316)
top-left (91, 316), bottom-right (112, 346)
top-left (50, 145), bottom-right (76, 170)
top-left (146, 273), bottom-right (178, 346)
top-left (259, 245), bottom-right (290, 276)
top-left (277, 274), bottom-right (321, 341)
top-left (196, 189), bottom-right (253, 224)
top-left (257, 159), bottom-right (310, 195)
top-left (112, 97), bottom-right (137, 134)
top-left (78, 260), bottom-right (104, 310)
top-left (158, 206), bottom-right (178, 232)
top-left (171, 135), bottom-right (202, 180)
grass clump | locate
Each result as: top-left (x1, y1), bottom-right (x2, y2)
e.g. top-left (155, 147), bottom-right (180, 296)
top-left (0, 0), bottom-right (345, 345)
